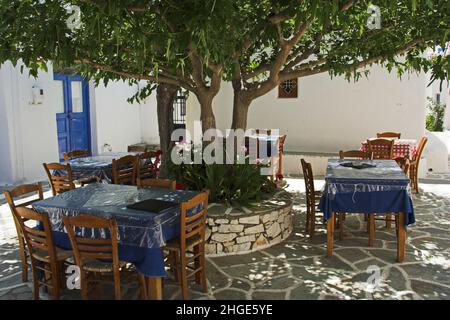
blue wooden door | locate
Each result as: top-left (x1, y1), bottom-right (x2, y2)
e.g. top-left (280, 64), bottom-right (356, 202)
top-left (54, 74), bottom-right (91, 160)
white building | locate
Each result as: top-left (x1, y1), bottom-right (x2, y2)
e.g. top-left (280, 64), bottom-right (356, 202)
top-left (0, 60), bottom-right (448, 185)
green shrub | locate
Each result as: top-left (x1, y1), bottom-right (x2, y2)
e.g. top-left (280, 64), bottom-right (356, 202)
top-left (426, 97), bottom-right (446, 132)
top-left (168, 145), bottom-right (277, 206)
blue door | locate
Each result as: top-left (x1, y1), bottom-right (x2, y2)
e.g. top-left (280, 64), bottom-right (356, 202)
top-left (54, 74), bottom-right (91, 160)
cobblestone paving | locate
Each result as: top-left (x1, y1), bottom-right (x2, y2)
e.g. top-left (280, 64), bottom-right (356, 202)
top-left (1, 177), bottom-right (450, 300)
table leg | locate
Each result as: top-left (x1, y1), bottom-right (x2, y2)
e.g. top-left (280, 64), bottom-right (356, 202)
top-left (368, 214), bottom-right (375, 246)
top-left (145, 277), bottom-right (163, 300)
top-left (397, 212), bottom-right (406, 263)
top-left (338, 213), bottom-right (344, 241)
top-left (327, 212), bottom-right (335, 257)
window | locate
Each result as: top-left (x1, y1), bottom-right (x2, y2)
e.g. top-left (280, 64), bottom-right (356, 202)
top-left (278, 78), bottom-right (298, 98)
top-left (173, 90), bottom-right (187, 129)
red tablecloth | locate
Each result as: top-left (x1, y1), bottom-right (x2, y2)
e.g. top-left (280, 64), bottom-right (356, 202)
top-left (361, 139), bottom-right (417, 159)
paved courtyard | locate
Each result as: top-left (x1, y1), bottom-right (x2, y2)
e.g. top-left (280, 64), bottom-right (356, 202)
top-left (1, 175), bottom-right (450, 300)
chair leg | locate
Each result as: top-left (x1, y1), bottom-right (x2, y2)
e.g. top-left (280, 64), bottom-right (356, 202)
top-left (338, 213), bottom-right (344, 241)
top-left (180, 254), bottom-right (189, 300)
top-left (196, 244), bottom-right (208, 293)
top-left (51, 263), bottom-right (61, 300)
top-left (138, 274), bottom-right (147, 300)
top-left (80, 272), bottom-right (89, 300)
top-left (368, 214), bottom-right (375, 246)
top-left (385, 213), bottom-right (392, 229)
top-left (18, 236), bottom-right (28, 282)
top-left (305, 208), bottom-right (310, 233)
top-left (309, 210), bottom-right (316, 239)
top-left (32, 267), bottom-right (40, 300)
top-left (169, 251), bottom-right (180, 282)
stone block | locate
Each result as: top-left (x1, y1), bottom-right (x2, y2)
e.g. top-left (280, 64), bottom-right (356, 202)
top-left (266, 222), bottom-right (281, 238)
top-left (244, 224), bottom-right (265, 235)
top-left (218, 224), bottom-right (244, 233)
top-left (236, 235), bottom-right (256, 244)
top-left (239, 215), bottom-right (260, 225)
top-left (211, 233), bottom-right (237, 243)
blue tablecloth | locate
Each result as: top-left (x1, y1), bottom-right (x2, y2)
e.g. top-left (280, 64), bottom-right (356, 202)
top-left (318, 159), bottom-right (415, 226)
top-left (32, 183), bottom-right (201, 277)
top-left (64, 152), bottom-right (138, 182)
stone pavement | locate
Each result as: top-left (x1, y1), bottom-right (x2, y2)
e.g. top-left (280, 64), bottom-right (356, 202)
top-left (1, 177), bottom-right (450, 300)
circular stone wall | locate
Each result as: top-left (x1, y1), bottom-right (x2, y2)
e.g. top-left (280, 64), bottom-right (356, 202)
top-left (205, 190), bottom-right (293, 256)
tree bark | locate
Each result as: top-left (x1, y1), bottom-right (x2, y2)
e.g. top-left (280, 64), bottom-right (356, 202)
top-left (231, 90), bottom-right (251, 130)
top-left (196, 94), bottom-right (216, 133)
top-left (156, 83), bottom-right (179, 178)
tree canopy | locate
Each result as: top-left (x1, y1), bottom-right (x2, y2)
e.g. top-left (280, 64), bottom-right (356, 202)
top-left (0, 0), bottom-right (449, 130)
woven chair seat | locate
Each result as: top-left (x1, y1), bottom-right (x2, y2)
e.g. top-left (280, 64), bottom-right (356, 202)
top-left (165, 235), bottom-right (202, 251)
top-left (33, 247), bottom-right (72, 263)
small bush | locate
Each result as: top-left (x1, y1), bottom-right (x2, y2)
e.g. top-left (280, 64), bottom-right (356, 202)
top-left (426, 97), bottom-right (446, 132)
top-left (168, 144), bottom-right (277, 206)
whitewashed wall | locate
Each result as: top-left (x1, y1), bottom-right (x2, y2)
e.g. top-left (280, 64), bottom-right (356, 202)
top-left (187, 65), bottom-right (427, 153)
top-left (0, 62), bottom-right (160, 185)
top-left (0, 62), bottom-right (60, 184)
top-left (90, 80), bottom-right (159, 154)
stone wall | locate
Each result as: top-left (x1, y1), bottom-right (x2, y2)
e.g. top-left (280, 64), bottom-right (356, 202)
top-left (204, 191), bottom-right (293, 256)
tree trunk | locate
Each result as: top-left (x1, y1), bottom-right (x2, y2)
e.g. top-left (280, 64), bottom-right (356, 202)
top-left (231, 91), bottom-right (251, 130)
top-left (156, 83), bottom-right (179, 178)
top-left (197, 95), bottom-right (216, 133)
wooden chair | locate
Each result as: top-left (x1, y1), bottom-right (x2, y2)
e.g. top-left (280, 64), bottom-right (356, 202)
top-left (377, 132), bottom-right (401, 139)
top-left (63, 215), bottom-right (142, 300)
top-left (63, 149), bottom-right (89, 161)
top-left (136, 151), bottom-right (159, 185)
top-left (139, 178), bottom-right (176, 190)
top-left (128, 145), bottom-right (148, 153)
top-left (165, 191), bottom-right (209, 300)
top-left (4, 183), bottom-right (44, 283)
top-left (300, 159), bottom-right (335, 239)
top-left (13, 207), bottom-right (72, 300)
top-left (339, 150), bottom-right (373, 160)
top-left (254, 129), bottom-right (272, 135)
top-left (111, 155), bottom-right (138, 185)
top-left (63, 150), bottom-right (101, 185)
top-left (367, 138), bottom-right (394, 160)
top-left (395, 156), bottom-right (411, 177)
top-left (43, 163), bottom-right (76, 196)
top-left (410, 137), bottom-right (428, 194)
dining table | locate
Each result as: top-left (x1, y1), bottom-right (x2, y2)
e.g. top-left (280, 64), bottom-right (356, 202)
top-left (360, 138), bottom-right (417, 159)
top-left (31, 183), bottom-right (202, 299)
top-left (245, 134), bottom-right (287, 180)
top-left (63, 151), bottom-right (141, 183)
top-left (318, 159), bottom-right (415, 262)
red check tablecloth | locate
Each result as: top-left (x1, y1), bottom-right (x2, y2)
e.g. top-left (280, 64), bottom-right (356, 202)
top-left (361, 139), bottom-right (418, 159)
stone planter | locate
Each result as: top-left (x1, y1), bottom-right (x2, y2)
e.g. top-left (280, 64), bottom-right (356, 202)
top-left (205, 190), bottom-right (293, 256)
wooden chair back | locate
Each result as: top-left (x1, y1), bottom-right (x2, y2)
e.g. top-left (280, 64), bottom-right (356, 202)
top-left (112, 155), bottom-right (138, 185)
top-left (63, 149), bottom-right (89, 161)
top-left (339, 150), bottom-right (373, 160)
top-left (413, 137), bottom-right (428, 165)
top-left (14, 207), bottom-right (63, 299)
top-left (395, 156), bottom-right (410, 176)
top-left (376, 132), bottom-right (401, 139)
top-left (63, 215), bottom-right (121, 299)
top-left (136, 151), bottom-right (159, 184)
top-left (367, 138), bottom-right (394, 159)
top-left (43, 163), bottom-right (76, 196)
top-left (128, 145), bottom-right (148, 153)
top-left (180, 191), bottom-right (209, 248)
top-left (14, 207), bottom-right (57, 263)
top-left (4, 183), bottom-right (44, 210)
top-left (139, 178), bottom-right (176, 190)
top-left (4, 183), bottom-right (44, 283)
top-left (300, 159), bottom-right (315, 209)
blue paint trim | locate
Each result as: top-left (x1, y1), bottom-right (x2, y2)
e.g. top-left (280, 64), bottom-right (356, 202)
top-left (53, 73), bottom-right (92, 159)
